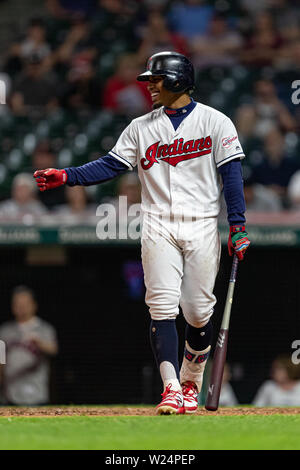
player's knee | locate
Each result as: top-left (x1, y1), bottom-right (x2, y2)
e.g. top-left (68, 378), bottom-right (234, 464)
top-left (146, 290), bottom-right (180, 321)
top-left (182, 306), bottom-right (214, 328)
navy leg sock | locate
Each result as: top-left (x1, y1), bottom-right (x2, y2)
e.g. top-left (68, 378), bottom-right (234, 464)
top-left (150, 319), bottom-right (180, 380)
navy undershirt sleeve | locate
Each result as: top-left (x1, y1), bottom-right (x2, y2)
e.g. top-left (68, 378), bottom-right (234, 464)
top-left (65, 154), bottom-right (128, 186)
top-left (218, 159), bottom-right (246, 226)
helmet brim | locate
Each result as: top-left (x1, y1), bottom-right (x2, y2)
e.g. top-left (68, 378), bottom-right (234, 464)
top-left (136, 71), bottom-right (165, 82)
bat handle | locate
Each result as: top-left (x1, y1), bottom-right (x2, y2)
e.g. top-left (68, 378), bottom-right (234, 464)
top-left (230, 254), bottom-right (239, 282)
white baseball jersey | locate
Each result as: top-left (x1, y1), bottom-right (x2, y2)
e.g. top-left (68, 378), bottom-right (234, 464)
top-left (109, 102), bottom-right (245, 219)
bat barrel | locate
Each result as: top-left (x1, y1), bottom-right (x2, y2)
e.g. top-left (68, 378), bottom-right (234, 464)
top-left (205, 328), bottom-right (229, 411)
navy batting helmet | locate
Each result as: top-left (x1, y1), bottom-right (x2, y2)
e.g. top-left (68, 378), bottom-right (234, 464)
top-left (137, 51), bottom-right (195, 94)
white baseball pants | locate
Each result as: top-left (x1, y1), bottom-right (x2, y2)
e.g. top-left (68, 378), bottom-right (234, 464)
top-left (141, 214), bottom-right (221, 327)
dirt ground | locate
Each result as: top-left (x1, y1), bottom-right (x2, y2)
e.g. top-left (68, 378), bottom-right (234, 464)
top-left (0, 406), bottom-right (300, 417)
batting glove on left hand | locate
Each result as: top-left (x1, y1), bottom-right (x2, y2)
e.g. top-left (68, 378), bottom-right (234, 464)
top-left (228, 225), bottom-right (250, 261)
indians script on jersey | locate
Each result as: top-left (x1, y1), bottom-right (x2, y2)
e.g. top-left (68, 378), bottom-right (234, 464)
top-left (141, 136), bottom-right (212, 170)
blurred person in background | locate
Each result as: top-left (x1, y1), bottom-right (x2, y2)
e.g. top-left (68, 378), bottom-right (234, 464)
top-left (51, 16), bottom-right (97, 78)
top-left (276, 39), bottom-right (300, 79)
top-left (167, 0), bottom-right (214, 40)
top-left (219, 363), bottom-right (238, 407)
top-left (3, 17), bottom-right (51, 79)
top-left (137, 11), bottom-right (188, 66)
top-left (253, 354), bottom-right (300, 406)
top-left (249, 128), bottom-right (299, 207)
top-left (108, 172), bottom-right (141, 223)
top-left (46, 0), bottom-right (98, 19)
top-left (190, 14), bottom-right (243, 70)
top-left (243, 180), bottom-right (283, 212)
top-left (102, 54), bottom-right (152, 116)
top-left (275, 23), bottom-right (300, 72)
top-left (10, 53), bottom-right (59, 116)
top-left (117, 172), bottom-right (141, 206)
top-left (235, 79), bottom-right (297, 140)
top-left (53, 185), bottom-right (97, 223)
top-left (0, 173), bottom-right (48, 223)
top-left (287, 170), bottom-right (300, 210)
top-left (59, 56), bottom-right (100, 110)
top-left (240, 11), bottom-right (283, 69)
top-left (19, 18), bottom-right (51, 63)
top-left (267, 0), bottom-right (300, 32)
top-left (94, 0), bottom-right (137, 27)
top-left (0, 286), bottom-right (58, 406)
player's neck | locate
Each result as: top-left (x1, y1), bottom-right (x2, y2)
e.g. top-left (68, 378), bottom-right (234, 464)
top-left (163, 94), bottom-right (191, 109)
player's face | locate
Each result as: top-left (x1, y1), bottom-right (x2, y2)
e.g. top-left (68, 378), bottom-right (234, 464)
top-left (147, 75), bottom-right (176, 108)
top-left (11, 292), bottom-right (37, 322)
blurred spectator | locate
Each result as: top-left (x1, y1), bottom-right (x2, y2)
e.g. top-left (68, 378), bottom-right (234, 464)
top-left (102, 54), bottom-right (152, 116)
top-left (46, 0), bottom-right (98, 19)
top-left (240, 0), bottom-right (270, 17)
top-left (95, 0), bottom-right (138, 27)
top-left (219, 363), bottom-right (238, 407)
top-left (31, 141), bottom-right (57, 172)
top-left (10, 54), bottom-right (58, 116)
top-left (167, 0), bottom-right (214, 40)
top-left (244, 182), bottom-right (283, 212)
top-left (0, 286), bottom-right (58, 405)
top-left (287, 170), bottom-right (300, 210)
top-left (109, 172), bottom-right (141, 223)
top-left (268, 0), bottom-right (300, 32)
top-left (3, 18), bottom-right (51, 79)
top-left (117, 172), bottom-right (141, 206)
top-left (52, 17), bottom-right (97, 77)
top-left (98, 0), bottom-right (128, 15)
top-left (249, 128), bottom-right (299, 206)
top-left (20, 18), bottom-right (51, 62)
top-left (0, 173), bottom-right (48, 223)
top-left (53, 185), bottom-right (97, 223)
top-left (236, 79), bottom-right (297, 140)
top-left (276, 39), bottom-right (300, 75)
top-left (190, 14), bottom-right (243, 70)
top-left (59, 58), bottom-right (100, 110)
top-left (253, 354), bottom-right (300, 406)
top-left (137, 11), bottom-right (188, 66)
top-left (240, 11), bottom-right (283, 68)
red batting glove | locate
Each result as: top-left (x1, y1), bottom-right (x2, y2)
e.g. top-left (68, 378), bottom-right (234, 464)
top-left (228, 225), bottom-right (251, 261)
top-left (33, 168), bottom-right (67, 192)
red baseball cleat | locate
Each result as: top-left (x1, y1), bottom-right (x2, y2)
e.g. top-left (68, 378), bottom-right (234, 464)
top-left (181, 381), bottom-right (198, 414)
top-left (156, 384), bottom-right (185, 415)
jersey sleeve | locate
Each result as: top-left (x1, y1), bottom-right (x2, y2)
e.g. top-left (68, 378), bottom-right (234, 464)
top-left (108, 121), bottom-right (138, 171)
top-left (213, 117), bottom-right (245, 168)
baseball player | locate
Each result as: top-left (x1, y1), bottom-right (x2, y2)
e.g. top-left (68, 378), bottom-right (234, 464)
top-left (34, 52), bottom-right (250, 415)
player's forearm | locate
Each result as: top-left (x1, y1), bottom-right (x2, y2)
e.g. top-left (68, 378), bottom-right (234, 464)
top-left (65, 154), bottom-right (129, 186)
top-left (218, 159), bottom-right (246, 226)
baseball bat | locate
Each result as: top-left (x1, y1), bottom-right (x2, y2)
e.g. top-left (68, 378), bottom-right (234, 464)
top-left (205, 254), bottom-right (239, 411)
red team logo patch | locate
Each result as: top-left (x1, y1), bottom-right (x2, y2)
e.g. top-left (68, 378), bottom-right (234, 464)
top-left (141, 136), bottom-right (212, 170)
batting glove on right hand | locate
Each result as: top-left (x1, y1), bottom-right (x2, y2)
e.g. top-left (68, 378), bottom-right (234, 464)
top-left (228, 225), bottom-right (250, 261)
top-left (34, 168), bottom-right (68, 192)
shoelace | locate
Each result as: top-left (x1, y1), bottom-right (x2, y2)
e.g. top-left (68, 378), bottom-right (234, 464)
top-left (162, 384), bottom-right (181, 401)
top-left (182, 382), bottom-right (197, 398)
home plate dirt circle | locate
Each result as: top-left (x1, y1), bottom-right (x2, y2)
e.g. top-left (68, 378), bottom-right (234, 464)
top-left (0, 407), bottom-right (300, 417)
